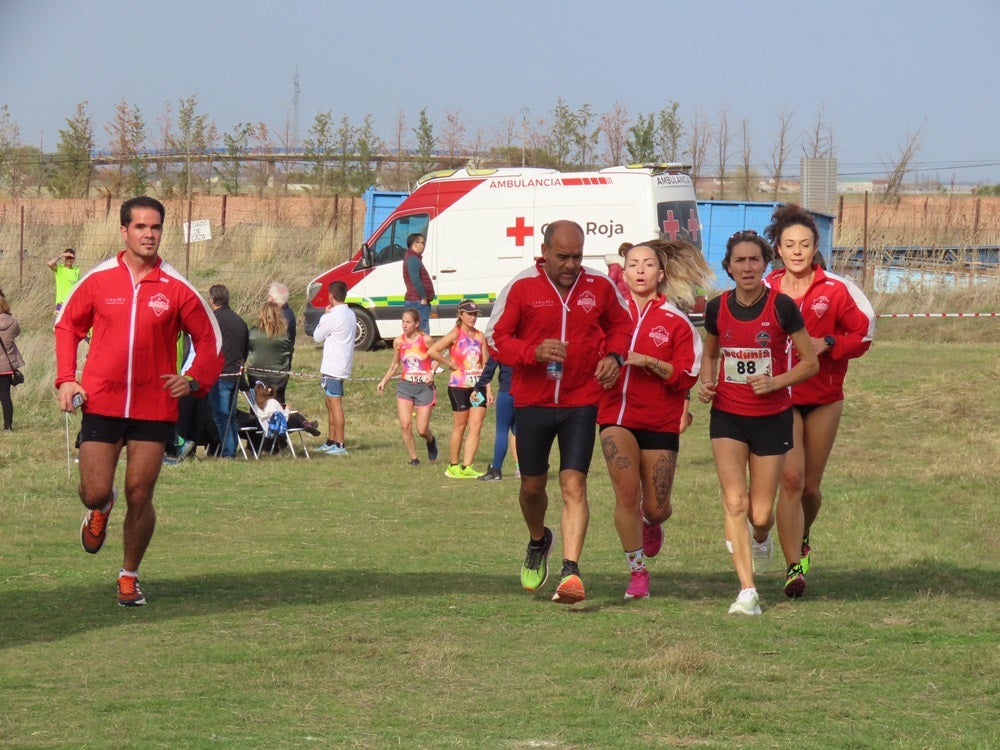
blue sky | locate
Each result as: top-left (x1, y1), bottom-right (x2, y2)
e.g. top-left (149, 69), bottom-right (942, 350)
top-left (2, 0), bottom-right (998, 183)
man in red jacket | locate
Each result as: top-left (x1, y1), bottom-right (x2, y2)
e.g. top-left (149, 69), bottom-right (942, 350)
top-left (487, 220), bottom-right (631, 604)
top-left (55, 196), bottom-right (223, 607)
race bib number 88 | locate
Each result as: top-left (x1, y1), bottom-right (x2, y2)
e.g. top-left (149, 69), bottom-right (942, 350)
top-left (721, 347), bottom-right (773, 383)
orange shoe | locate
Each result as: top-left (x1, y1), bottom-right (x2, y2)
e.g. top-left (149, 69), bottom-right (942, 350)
top-left (551, 574), bottom-right (586, 604)
top-left (117, 573), bottom-right (146, 607)
top-left (81, 488), bottom-right (116, 554)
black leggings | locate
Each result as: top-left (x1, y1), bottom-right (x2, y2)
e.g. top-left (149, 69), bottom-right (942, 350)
top-left (0, 374), bottom-right (12, 430)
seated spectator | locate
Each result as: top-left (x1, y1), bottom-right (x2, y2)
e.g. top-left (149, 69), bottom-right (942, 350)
top-left (247, 300), bottom-right (294, 404)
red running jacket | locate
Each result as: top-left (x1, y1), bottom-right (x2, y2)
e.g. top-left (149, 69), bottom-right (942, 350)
top-left (598, 294), bottom-right (701, 432)
top-left (486, 259), bottom-right (632, 408)
top-left (766, 265), bottom-right (875, 405)
top-left (55, 252), bottom-right (223, 422)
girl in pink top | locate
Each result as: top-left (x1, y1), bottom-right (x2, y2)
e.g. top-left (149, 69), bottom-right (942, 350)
top-left (429, 300), bottom-right (490, 479)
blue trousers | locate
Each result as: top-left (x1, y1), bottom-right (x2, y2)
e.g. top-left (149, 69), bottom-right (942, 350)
top-left (209, 379), bottom-right (239, 458)
top-left (491, 390), bottom-right (516, 470)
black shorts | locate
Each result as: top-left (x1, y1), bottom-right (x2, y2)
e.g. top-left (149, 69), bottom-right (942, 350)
top-left (709, 407), bottom-right (793, 456)
top-left (599, 424), bottom-right (679, 452)
top-left (447, 386), bottom-right (485, 412)
top-left (515, 405), bottom-right (597, 476)
top-left (793, 403), bottom-right (824, 419)
top-left (80, 413), bottom-right (175, 445)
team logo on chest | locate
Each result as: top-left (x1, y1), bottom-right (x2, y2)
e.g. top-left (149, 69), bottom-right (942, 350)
top-left (648, 325), bottom-right (671, 347)
top-left (576, 290), bottom-right (597, 313)
top-left (755, 330), bottom-right (771, 347)
top-left (148, 293), bottom-right (170, 317)
top-left (811, 295), bottom-right (831, 318)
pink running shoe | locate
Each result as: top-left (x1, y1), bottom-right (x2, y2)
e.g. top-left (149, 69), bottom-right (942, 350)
top-left (642, 521), bottom-right (664, 558)
top-left (624, 568), bottom-right (650, 600)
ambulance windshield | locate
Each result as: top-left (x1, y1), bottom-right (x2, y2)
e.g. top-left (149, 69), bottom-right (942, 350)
top-left (359, 213), bottom-right (431, 269)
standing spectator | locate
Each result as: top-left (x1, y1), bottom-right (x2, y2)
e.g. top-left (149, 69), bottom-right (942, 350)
top-left (208, 284), bottom-right (249, 459)
top-left (402, 233), bottom-right (434, 333)
top-left (475, 357), bottom-right (519, 481)
top-left (764, 204), bottom-right (875, 596)
top-left (247, 300), bottom-right (294, 404)
top-left (0, 290), bottom-right (25, 431)
top-left (268, 281), bottom-right (297, 367)
top-left (54, 196), bottom-right (222, 606)
top-left (313, 281), bottom-right (356, 455)
top-left (597, 239), bottom-right (710, 600)
top-left (48, 248), bottom-right (81, 313)
top-left (428, 299), bottom-right (490, 479)
top-left (696, 229), bottom-right (818, 616)
top-left (486, 220), bottom-right (632, 605)
top-left (376, 308), bottom-right (440, 466)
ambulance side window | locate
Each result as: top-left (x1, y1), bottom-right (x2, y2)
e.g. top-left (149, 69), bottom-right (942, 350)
top-left (366, 213), bottom-right (431, 267)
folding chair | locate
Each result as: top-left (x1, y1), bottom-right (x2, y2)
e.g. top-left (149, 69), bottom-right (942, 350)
top-left (240, 389), bottom-right (310, 459)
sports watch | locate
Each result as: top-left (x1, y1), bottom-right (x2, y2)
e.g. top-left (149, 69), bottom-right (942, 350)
top-left (607, 352), bottom-right (625, 367)
top-left (824, 336), bottom-right (835, 349)
top-left (184, 375), bottom-right (200, 393)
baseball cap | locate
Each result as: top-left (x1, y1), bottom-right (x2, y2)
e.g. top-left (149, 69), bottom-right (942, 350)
top-left (457, 300), bottom-right (480, 315)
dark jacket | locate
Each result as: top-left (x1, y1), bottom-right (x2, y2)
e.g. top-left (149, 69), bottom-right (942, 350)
top-left (213, 305), bottom-right (250, 378)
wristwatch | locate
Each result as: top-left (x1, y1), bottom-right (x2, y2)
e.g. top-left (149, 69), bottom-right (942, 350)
top-left (607, 352), bottom-right (625, 367)
top-left (184, 375), bottom-right (200, 393)
top-left (824, 335), bottom-right (835, 349)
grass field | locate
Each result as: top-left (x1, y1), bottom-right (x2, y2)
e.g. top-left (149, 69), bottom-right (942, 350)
top-left (0, 317), bottom-right (998, 749)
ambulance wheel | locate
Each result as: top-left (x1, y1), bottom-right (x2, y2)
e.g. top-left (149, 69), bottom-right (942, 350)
top-left (353, 308), bottom-right (377, 350)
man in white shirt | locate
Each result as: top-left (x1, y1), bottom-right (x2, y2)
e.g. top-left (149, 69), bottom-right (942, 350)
top-left (312, 281), bottom-right (356, 455)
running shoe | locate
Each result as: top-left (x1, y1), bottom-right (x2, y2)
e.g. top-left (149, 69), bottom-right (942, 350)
top-left (408, 458), bottom-right (420, 466)
top-left (520, 527), bottom-right (555, 591)
top-left (444, 464), bottom-right (465, 479)
top-left (315, 442), bottom-right (336, 454)
top-left (426, 437), bottom-right (439, 463)
top-left (748, 521), bottom-right (774, 574)
top-left (800, 536), bottom-right (812, 575)
top-left (784, 562), bottom-right (807, 598)
top-left (642, 520), bottom-right (664, 558)
top-left (117, 573), bottom-right (146, 607)
top-left (81, 488), bottom-right (116, 554)
top-left (552, 574), bottom-right (586, 604)
top-left (327, 444), bottom-right (348, 456)
top-left (728, 589), bottom-right (762, 616)
top-left (624, 568), bottom-right (650, 600)
top-left (460, 465), bottom-right (484, 479)
top-left (479, 465), bottom-right (502, 481)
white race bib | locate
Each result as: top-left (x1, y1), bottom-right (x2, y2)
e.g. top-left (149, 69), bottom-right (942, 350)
top-left (721, 347), bottom-right (772, 384)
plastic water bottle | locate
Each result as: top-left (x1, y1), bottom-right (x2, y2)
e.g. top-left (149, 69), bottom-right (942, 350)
top-left (546, 361), bottom-right (563, 381)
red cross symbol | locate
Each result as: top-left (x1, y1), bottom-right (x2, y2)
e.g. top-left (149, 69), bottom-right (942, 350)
top-left (506, 216), bottom-right (534, 247)
top-left (686, 215), bottom-right (701, 242)
top-left (661, 211), bottom-right (680, 239)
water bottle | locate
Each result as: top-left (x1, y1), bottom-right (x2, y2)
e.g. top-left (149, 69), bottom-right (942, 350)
top-left (546, 360), bottom-right (563, 381)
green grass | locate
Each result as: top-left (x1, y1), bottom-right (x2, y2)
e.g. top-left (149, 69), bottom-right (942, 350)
top-left (1, 321), bottom-right (998, 749)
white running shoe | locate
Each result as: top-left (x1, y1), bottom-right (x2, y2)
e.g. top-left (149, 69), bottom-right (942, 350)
top-left (747, 520), bottom-right (774, 574)
top-left (728, 588), bottom-right (762, 616)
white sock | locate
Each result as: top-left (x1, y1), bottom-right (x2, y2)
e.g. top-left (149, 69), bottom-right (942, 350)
top-left (120, 569), bottom-right (138, 578)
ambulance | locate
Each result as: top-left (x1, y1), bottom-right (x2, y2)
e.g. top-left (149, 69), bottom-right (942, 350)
top-left (303, 163), bottom-right (703, 349)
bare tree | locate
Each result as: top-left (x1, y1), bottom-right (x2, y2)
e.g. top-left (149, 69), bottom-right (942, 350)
top-left (685, 108), bottom-right (712, 187)
top-left (572, 103), bottom-right (599, 168)
top-left (440, 110), bottom-right (466, 166)
top-left (0, 105), bottom-right (24, 196)
top-left (388, 108), bottom-right (408, 190)
top-left (882, 121), bottom-right (925, 204)
top-left (714, 106), bottom-right (732, 199)
top-left (803, 105), bottom-right (834, 159)
top-left (769, 107), bottom-right (795, 200)
top-left (739, 117), bottom-right (754, 200)
top-left (599, 102), bottom-right (629, 166)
